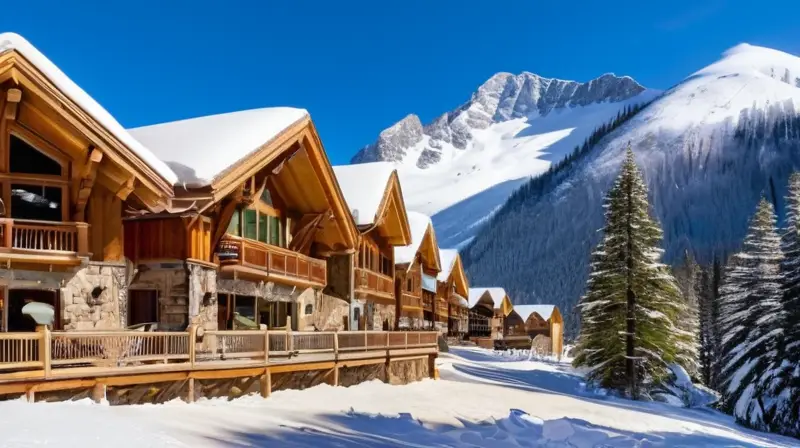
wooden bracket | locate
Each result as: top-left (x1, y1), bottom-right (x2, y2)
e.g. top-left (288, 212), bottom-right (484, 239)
top-left (3, 88), bottom-right (21, 121)
top-left (71, 147), bottom-right (104, 221)
top-left (116, 176), bottom-right (135, 200)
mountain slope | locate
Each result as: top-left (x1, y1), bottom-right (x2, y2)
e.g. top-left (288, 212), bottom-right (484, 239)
top-left (462, 44), bottom-right (800, 338)
top-left (351, 72), bottom-right (660, 248)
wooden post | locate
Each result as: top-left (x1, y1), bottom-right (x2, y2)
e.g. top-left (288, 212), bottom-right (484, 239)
top-left (331, 366), bottom-right (339, 387)
top-left (287, 326), bottom-right (293, 353)
top-left (4, 220), bottom-right (12, 248)
top-left (91, 383), bottom-right (106, 403)
top-left (36, 325), bottom-right (51, 379)
top-left (364, 330), bottom-right (367, 350)
top-left (333, 331), bottom-right (339, 360)
top-left (404, 331), bottom-right (408, 350)
top-left (260, 368), bottom-right (271, 398)
top-left (76, 222), bottom-right (89, 257)
top-left (25, 387), bottom-right (34, 403)
top-left (264, 328), bottom-right (270, 364)
top-left (187, 378), bottom-right (195, 403)
top-left (188, 325), bottom-right (197, 368)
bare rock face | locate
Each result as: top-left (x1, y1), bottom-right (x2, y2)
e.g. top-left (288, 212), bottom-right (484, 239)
top-left (351, 114), bottom-right (424, 163)
top-left (351, 72), bottom-right (645, 168)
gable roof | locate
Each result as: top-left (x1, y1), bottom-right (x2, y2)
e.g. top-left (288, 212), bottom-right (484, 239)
top-left (514, 305), bottom-right (557, 322)
top-left (468, 288), bottom-right (493, 308)
top-left (129, 107), bottom-right (308, 188)
top-left (332, 162), bottom-right (395, 226)
top-left (0, 33), bottom-right (177, 187)
top-left (438, 248), bottom-right (469, 297)
top-left (332, 162), bottom-right (411, 246)
top-left (437, 249), bottom-right (459, 282)
top-left (394, 211), bottom-right (441, 271)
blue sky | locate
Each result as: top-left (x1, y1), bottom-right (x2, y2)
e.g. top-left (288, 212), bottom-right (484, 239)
top-left (2, 0), bottom-right (798, 164)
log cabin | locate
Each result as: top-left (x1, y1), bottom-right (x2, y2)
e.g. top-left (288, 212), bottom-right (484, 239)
top-left (437, 249), bottom-right (469, 338)
top-left (394, 212), bottom-right (441, 330)
top-left (0, 33), bottom-right (177, 332)
top-left (125, 108), bottom-right (359, 333)
top-left (514, 305), bottom-right (564, 357)
top-left (331, 162), bottom-right (411, 330)
top-left (467, 287), bottom-right (513, 340)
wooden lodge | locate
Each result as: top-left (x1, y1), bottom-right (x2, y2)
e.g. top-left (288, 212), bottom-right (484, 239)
top-left (393, 212), bottom-right (441, 331)
top-left (514, 305), bottom-right (564, 357)
top-left (437, 249), bottom-right (469, 338)
top-left (331, 162), bottom-right (411, 331)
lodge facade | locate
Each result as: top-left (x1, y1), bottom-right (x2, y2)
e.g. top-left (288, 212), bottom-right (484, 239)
top-left (0, 32), bottom-right (564, 381)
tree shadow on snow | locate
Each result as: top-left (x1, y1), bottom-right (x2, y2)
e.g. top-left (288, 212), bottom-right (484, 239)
top-left (201, 409), bottom-right (792, 448)
top-left (445, 358), bottom-right (798, 447)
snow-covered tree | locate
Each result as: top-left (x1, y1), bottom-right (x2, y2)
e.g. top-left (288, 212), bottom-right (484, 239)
top-left (770, 173), bottom-right (800, 436)
top-left (717, 198), bottom-right (785, 428)
top-left (696, 258), bottom-right (722, 387)
top-left (673, 251), bottom-right (701, 378)
top-left (574, 146), bottom-right (694, 398)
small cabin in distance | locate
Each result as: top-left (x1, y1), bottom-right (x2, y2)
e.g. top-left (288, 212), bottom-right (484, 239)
top-left (437, 249), bottom-right (469, 338)
top-left (0, 33), bottom-right (177, 332)
top-left (332, 162), bottom-right (411, 330)
top-left (126, 108), bottom-right (359, 333)
top-left (514, 305), bottom-right (564, 357)
top-left (394, 212), bottom-right (441, 330)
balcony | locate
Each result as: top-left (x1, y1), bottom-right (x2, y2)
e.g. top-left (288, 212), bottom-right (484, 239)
top-left (217, 235), bottom-right (327, 288)
top-left (354, 267), bottom-right (394, 301)
top-left (435, 299), bottom-right (449, 320)
top-left (400, 292), bottom-right (423, 310)
top-left (0, 218), bottom-right (89, 264)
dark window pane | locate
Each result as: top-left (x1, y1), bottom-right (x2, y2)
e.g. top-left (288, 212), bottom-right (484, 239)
top-left (234, 296), bottom-right (256, 322)
top-left (258, 213), bottom-right (268, 243)
top-left (270, 216), bottom-right (280, 246)
top-left (10, 136), bottom-right (62, 176)
top-left (243, 209), bottom-right (257, 240)
top-left (11, 184), bottom-right (62, 221)
top-left (261, 188), bottom-right (273, 206)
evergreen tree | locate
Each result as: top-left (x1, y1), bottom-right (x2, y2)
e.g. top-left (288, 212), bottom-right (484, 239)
top-left (771, 173), bottom-right (800, 436)
top-left (672, 251), bottom-right (701, 377)
top-left (574, 146), bottom-right (694, 398)
top-left (696, 261), bottom-right (719, 387)
top-left (717, 198), bottom-right (785, 428)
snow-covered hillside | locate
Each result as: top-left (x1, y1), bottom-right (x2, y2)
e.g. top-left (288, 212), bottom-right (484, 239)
top-left (351, 72), bottom-right (659, 248)
top-left (463, 44), bottom-right (800, 337)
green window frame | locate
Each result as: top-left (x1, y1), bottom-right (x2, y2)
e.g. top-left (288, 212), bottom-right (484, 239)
top-left (243, 209), bottom-right (258, 240)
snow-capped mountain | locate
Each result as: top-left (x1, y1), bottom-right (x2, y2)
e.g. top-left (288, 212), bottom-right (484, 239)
top-left (351, 72), bottom-right (659, 248)
top-left (462, 44), bottom-right (800, 337)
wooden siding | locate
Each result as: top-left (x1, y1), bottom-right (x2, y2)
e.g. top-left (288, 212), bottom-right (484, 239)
top-left (124, 218), bottom-right (187, 263)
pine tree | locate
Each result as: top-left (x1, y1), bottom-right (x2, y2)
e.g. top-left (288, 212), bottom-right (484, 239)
top-left (717, 198), bottom-right (785, 429)
top-left (574, 146), bottom-right (694, 398)
top-left (673, 251), bottom-right (701, 377)
top-left (771, 173), bottom-right (800, 436)
top-left (696, 261), bottom-right (719, 387)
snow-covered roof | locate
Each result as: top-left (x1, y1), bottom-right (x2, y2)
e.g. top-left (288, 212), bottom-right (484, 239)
top-left (437, 249), bottom-right (459, 282)
top-left (129, 107), bottom-right (309, 187)
top-left (0, 33), bottom-right (178, 185)
top-left (514, 305), bottom-right (556, 322)
top-left (332, 162), bottom-right (396, 226)
top-left (394, 211), bottom-right (433, 265)
top-left (467, 287), bottom-right (507, 308)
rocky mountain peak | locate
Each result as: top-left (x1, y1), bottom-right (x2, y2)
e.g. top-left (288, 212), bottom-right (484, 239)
top-left (351, 71), bottom-right (647, 167)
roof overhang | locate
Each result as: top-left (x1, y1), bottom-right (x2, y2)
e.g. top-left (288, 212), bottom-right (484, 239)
top-left (0, 49), bottom-right (174, 209)
top-left (416, 222), bottom-right (441, 272)
top-left (369, 170), bottom-right (411, 246)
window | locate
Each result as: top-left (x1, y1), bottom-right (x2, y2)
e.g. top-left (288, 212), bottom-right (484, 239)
top-left (243, 209), bottom-right (257, 240)
top-left (269, 215), bottom-right (281, 246)
top-left (305, 304), bottom-right (313, 315)
top-left (260, 188), bottom-right (273, 206)
top-left (10, 135), bottom-right (61, 176)
top-left (406, 278), bottom-right (413, 292)
top-left (2, 134), bottom-right (67, 222)
top-left (11, 184), bottom-right (62, 221)
top-left (258, 213), bottom-right (268, 243)
top-left (227, 210), bottom-right (241, 235)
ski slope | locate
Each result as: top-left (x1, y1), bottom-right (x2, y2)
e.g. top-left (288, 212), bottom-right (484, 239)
top-left (1, 347), bottom-right (794, 447)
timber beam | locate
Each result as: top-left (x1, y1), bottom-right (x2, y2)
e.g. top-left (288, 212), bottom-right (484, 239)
top-left (72, 147), bottom-right (103, 220)
top-left (3, 88), bottom-right (21, 120)
top-left (116, 176), bottom-right (136, 200)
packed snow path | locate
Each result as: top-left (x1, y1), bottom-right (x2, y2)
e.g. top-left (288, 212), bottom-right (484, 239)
top-left (0, 347), bottom-right (795, 447)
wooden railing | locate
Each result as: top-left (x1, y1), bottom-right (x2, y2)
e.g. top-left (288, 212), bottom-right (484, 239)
top-left (218, 235), bottom-right (326, 286)
top-left (0, 328), bottom-right (439, 382)
top-left (354, 267), bottom-right (394, 299)
top-left (400, 292), bottom-right (423, 309)
top-left (0, 219), bottom-right (88, 255)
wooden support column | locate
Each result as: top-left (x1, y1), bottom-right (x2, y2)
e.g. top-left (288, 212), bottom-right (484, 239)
top-left (25, 388), bottom-right (35, 403)
top-left (91, 383), bottom-right (106, 403)
top-left (260, 368), bottom-right (271, 398)
top-left (72, 148), bottom-right (103, 221)
top-left (331, 365), bottom-right (339, 387)
top-left (186, 378), bottom-right (195, 403)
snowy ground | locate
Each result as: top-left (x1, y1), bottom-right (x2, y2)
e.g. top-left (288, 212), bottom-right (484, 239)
top-left (0, 347), bottom-right (796, 447)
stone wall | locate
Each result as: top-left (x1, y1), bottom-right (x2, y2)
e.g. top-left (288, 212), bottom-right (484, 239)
top-left (398, 313), bottom-right (425, 330)
top-left (128, 263), bottom-right (188, 331)
top-left (297, 290), bottom-right (348, 331)
top-left (187, 262), bottom-right (217, 332)
top-left (387, 358), bottom-right (430, 385)
top-left (369, 302), bottom-right (396, 331)
top-left (339, 363), bottom-right (386, 387)
top-left (61, 262), bottom-right (127, 331)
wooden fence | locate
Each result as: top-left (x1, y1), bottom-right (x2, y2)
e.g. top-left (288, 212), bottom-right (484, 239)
top-left (0, 328), bottom-right (439, 383)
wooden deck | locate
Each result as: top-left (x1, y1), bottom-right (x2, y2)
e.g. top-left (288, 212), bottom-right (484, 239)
top-left (0, 328), bottom-right (438, 401)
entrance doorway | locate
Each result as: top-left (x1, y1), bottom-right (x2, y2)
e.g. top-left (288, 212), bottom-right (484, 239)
top-left (128, 290), bottom-right (158, 327)
top-left (6, 289), bottom-right (59, 331)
